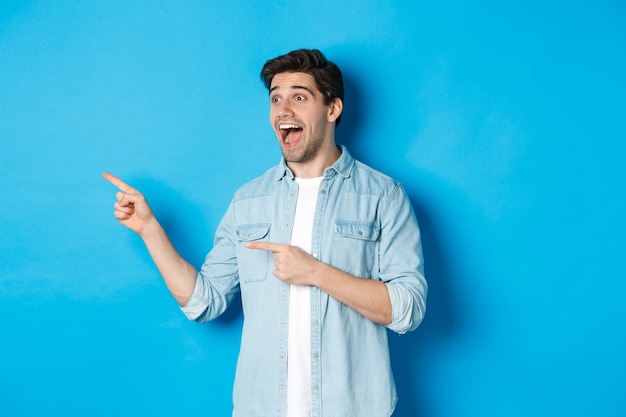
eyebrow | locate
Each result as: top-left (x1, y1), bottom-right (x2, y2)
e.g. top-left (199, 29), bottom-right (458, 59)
top-left (269, 84), bottom-right (316, 96)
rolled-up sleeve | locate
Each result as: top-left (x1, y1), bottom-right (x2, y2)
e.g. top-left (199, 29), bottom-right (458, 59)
top-left (180, 201), bottom-right (241, 323)
top-left (380, 183), bottom-right (428, 334)
top-left (386, 276), bottom-right (427, 334)
top-left (180, 272), bottom-right (225, 322)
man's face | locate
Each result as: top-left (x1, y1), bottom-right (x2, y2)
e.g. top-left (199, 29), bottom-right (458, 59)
top-left (269, 72), bottom-right (337, 164)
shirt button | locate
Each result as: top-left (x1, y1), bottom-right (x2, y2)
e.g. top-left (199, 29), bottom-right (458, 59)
top-left (312, 319), bottom-right (318, 325)
top-left (280, 385), bottom-right (285, 391)
top-left (281, 320), bottom-right (286, 326)
top-left (313, 353), bottom-right (319, 359)
top-left (312, 253), bottom-right (318, 258)
top-left (312, 384), bottom-right (319, 390)
top-left (320, 189), bottom-right (326, 194)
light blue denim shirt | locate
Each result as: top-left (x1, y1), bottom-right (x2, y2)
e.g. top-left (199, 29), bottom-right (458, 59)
top-left (182, 146), bottom-right (427, 417)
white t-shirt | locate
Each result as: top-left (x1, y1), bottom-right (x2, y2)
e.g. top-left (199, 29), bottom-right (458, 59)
top-left (287, 176), bottom-right (322, 417)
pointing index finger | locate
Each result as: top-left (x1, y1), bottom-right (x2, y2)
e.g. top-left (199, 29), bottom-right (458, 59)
top-left (246, 241), bottom-right (286, 252)
top-left (102, 172), bottom-right (135, 193)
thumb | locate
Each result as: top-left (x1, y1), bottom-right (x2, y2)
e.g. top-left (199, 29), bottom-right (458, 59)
top-left (116, 190), bottom-right (143, 206)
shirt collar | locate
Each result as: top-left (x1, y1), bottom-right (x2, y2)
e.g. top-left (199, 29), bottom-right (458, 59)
top-left (274, 145), bottom-right (355, 181)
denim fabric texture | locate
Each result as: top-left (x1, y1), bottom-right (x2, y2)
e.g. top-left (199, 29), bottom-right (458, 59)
top-left (181, 146), bottom-right (427, 417)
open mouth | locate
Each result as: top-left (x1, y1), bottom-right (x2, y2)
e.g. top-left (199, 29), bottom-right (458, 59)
top-left (279, 123), bottom-right (303, 144)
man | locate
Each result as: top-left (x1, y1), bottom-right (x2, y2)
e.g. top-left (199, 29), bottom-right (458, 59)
top-left (104, 49), bottom-right (427, 417)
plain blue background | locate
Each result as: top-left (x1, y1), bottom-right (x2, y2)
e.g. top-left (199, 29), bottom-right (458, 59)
top-left (1, 1), bottom-right (625, 416)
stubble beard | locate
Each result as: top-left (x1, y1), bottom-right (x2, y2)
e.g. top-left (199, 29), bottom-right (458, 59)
top-left (281, 128), bottom-right (325, 164)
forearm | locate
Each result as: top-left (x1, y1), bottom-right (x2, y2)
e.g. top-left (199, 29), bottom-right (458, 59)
top-left (140, 220), bottom-right (197, 306)
top-left (248, 241), bottom-right (393, 324)
top-left (312, 263), bottom-right (392, 325)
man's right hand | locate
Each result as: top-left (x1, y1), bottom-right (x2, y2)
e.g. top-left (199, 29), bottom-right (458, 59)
top-left (103, 172), bottom-right (156, 236)
top-left (103, 172), bottom-right (197, 305)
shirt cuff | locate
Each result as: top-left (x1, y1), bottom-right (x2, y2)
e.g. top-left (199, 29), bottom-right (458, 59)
top-left (179, 272), bottom-right (208, 321)
top-left (385, 282), bottom-right (425, 334)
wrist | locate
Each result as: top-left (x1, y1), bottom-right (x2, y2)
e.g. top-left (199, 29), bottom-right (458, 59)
top-left (139, 217), bottom-right (163, 240)
top-left (311, 260), bottom-right (330, 288)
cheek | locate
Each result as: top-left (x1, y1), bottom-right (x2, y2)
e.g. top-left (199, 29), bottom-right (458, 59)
top-left (269, 108), bottom-right (280, 124)
top-left (269, 113), bottom-right (281, 140)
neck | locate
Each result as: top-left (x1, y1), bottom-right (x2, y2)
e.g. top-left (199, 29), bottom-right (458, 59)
top-left (289, 142), bottom-right (341, 179)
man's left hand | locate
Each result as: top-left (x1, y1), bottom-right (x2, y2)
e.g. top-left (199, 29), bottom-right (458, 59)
top-left (246, 242), bottom-right (319, 286)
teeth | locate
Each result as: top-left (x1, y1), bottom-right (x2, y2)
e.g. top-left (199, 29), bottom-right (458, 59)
top-left (279, 124), bottom-right (300, 130)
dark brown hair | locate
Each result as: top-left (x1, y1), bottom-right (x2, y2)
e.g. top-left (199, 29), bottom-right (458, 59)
top-left (261, 49), bottom-right (344, 126)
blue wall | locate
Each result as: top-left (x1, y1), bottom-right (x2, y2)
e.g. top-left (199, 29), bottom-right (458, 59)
top-left (1, 1), bottom-right (625, 416)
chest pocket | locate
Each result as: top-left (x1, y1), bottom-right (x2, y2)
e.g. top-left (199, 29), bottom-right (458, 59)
top-left (331, 220), bottom-right (380, 278)
top-left (236, 223), bottom-right (271, 283)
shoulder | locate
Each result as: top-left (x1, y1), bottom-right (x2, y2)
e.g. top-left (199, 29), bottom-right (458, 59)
top-left (345, 158), bottom-right (404, 201)
top-left (232, 165), bottom-right (282, 201)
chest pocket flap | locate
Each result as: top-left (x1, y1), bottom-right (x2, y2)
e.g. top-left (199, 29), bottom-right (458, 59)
top-left (236, 223), bottom-right (271, 242)
top-left (335, 220), bottom-right (380, 241)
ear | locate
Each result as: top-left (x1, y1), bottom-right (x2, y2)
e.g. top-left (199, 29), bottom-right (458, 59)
top-left (326, 98), bottom-right (343, 124)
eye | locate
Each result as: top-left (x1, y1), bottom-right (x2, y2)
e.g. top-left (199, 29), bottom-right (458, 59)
top-left (294, 95), bottom-right (306, 101)
top-left (271, 96), bottom-right (280, 103)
